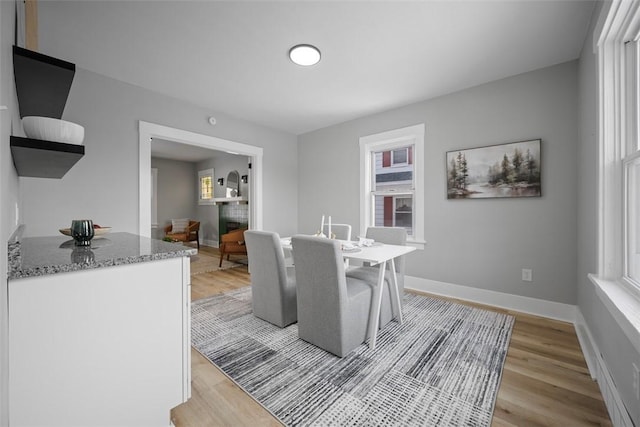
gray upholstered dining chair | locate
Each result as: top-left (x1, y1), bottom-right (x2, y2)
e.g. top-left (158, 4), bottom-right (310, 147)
top-left (291, 235), bottom-right (374, 357)
top-left (245, 230), bottom-right (297, 328)
top-left (322, 223), bottom-right (352, 241)
top-left (346, 226), bottom-right (408, 326)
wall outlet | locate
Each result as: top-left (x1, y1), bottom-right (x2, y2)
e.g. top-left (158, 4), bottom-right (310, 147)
top-left (522, 268), bottom-right (533, 282)
top-left (633, 363), bottom-right (640, 400)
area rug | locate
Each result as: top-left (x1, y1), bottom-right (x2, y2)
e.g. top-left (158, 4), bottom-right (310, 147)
top-left (191, 287), bottom-right (514, 426)
top-left (190, 250), bottom-right (244, 275)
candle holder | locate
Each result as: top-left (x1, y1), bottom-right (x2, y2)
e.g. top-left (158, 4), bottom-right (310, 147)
top-left (70, 219), bottom-right (95, 246)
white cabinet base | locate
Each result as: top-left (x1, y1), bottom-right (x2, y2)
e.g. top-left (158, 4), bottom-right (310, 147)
top-left (8, 257), bottom-right (190, 427)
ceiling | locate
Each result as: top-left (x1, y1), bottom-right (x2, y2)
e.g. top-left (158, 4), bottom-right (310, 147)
top-left (38, 1), bottom-right (595, 135)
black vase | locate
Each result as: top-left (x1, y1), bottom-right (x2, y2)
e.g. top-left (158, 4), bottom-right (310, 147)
top-left (70, 219), bottom-right (94, 246)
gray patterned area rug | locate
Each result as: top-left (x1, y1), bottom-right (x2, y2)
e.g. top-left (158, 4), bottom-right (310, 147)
top-left (192, 287), bottom-right (514, 426)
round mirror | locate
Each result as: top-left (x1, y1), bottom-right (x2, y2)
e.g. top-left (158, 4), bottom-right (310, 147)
top-left (226, 170), bottom-right (240, 197)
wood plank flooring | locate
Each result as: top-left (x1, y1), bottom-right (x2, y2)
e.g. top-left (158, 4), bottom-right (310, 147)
top-left (171, 248), bottom-right (612, 426)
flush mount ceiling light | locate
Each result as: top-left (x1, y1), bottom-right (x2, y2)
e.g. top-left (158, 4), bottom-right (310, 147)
top-left (289, 44), bottom-right (321, 66)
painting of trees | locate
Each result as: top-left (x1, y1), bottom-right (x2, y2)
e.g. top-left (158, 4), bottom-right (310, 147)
top-left (446, 139), bottom-right (541, 199)
top-left (448, 152), bottom-right (469, 191)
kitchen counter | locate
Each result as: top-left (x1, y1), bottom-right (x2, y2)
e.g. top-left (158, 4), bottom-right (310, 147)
top-left (8, 229), bottom-right (196, 280)
top-left (6, 228), bottom-right (193, 426)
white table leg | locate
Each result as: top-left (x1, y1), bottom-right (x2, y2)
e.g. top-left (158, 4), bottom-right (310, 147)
top-left (387, 258), bottom-right (403, 324)
top-left (367, 260), bottom-right (387, 350)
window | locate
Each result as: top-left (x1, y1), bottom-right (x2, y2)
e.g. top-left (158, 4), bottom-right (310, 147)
top-left (626, 154), bottom-right (640, 282)
top-left (391, 147), bottom-right (409, 166)
top-left (198, 168), bottom-right (215, 205)
top-left (593, 0), bottom-right (640, 347)
top-left (625, 39), bottom-right (640, 285)
top-left (373, 146), bottom-right (414, 231)
top-left (360, 124), bottom-right (425, 249)
top-left (599, 3), bottom-right (640, 288)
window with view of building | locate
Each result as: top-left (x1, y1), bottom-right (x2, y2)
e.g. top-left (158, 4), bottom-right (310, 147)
top-left (373, 146), bottom-right (414, 233)
top-left (360, 124), bottom-right (425, 249)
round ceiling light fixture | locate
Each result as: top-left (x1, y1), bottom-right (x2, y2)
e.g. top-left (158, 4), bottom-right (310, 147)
top-left (289, 44), bottom-right (321, 66)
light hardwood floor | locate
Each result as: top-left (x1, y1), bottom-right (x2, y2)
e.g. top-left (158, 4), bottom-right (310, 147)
top-left (171, 249), bottom-right (612, 427)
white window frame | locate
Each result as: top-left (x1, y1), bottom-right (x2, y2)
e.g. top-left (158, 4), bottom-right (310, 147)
top-left (360, 124), bottom-right (425, 249)
top-left (591, 0), bottom-right (640, 354)
top-left (198, 168), bottom-right (215, 205)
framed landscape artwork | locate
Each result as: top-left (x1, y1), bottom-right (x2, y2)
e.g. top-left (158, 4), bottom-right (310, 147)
top-left (446, 139), bottom-right (541, 199)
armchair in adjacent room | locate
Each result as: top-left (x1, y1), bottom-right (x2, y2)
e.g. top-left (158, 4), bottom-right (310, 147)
top-left (164, 219), bottom-right (200, 249)
top-left (219, 228), bottom-right (248, 267)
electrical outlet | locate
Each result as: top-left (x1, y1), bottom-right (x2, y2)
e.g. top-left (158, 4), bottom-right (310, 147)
top-left (633, 363), bottom-right (640, 400)
top-left (522, 268), bottom-right (533, 282)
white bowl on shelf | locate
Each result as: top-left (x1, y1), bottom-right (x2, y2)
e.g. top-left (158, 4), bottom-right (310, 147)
top-left (22, 116), bottom-right (84, 145)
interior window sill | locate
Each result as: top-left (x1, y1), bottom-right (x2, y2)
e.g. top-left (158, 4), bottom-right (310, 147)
top-left (588, 273), bottom-right (640, 354)
top-left (407, 239), bottom-right (425, 250)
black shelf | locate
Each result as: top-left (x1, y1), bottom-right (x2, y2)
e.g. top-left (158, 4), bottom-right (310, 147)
top-left (10, 136), bottom-right (84, 178)
top-left (11, 46), bottom-right (83, 178)
top-left (13, 46), bottom-right (75, 119)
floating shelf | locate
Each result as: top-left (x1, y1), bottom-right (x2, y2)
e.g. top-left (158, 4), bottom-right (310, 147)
top-left (10, 136), bottom-right (84, 178)
top-left (11, 46), bottom-right (83, 178)
top-left (13, 46), bottom-right (75, 119)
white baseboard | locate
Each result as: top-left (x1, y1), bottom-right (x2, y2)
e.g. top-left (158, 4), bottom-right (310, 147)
top-left (202, 239), bottom-right (218, 248)
top-left (574, 310), bottom-right (598, 380)
top-left (404, 276), bottom-right (577, 323)
top-left (574, 309), bottom-right (634, 427)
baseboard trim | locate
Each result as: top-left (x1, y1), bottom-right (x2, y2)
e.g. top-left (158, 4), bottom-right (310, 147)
top-left (202, 239), bottom-right (219, 248)
top-left (574, 310), bottom-right (598, 380)
top-left (574, 309), bottom-right (634, 427)
top-left (404, 276), bottom-right (577, 323)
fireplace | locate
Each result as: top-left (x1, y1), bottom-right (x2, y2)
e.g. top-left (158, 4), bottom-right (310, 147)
top-left (218, 204), bottom-right (248, 241)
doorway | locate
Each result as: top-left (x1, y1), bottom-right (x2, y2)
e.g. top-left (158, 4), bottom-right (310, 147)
top-left (138, 121), bottom-right (263, 238)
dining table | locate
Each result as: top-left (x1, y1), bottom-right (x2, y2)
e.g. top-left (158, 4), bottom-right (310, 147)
top-left (281, 237), bottom-right (416, 350)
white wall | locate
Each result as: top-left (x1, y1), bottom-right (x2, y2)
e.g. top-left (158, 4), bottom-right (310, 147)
top-left (151, 157), bottom-right (197, 238)
top-left (577, 4), bottom-right (640, 424)
top-left (18, 67), bottom-right (299, 238)
top-left (0, 1), bottom-right (19, 424)
top-left (299, 61), bottom-right (579, 305)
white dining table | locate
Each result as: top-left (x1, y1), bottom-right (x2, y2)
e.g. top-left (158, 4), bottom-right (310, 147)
top-left (281, 238), bottom-right (415, 350)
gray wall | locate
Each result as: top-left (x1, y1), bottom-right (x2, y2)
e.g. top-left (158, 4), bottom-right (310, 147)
top-left (577, 4), bottom-right (640, 424)
top-left (299, 61), bottom-right (579, 304)
top-left (18, 67), bottom-right (299, 238)
top-left (151, 157), bottom-right (197, 239)
top-left (196, 153), bottom-right (249, 246)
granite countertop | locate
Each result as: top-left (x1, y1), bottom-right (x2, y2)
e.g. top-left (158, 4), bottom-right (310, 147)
top-left (8, 230), bottom-right (197, 280)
